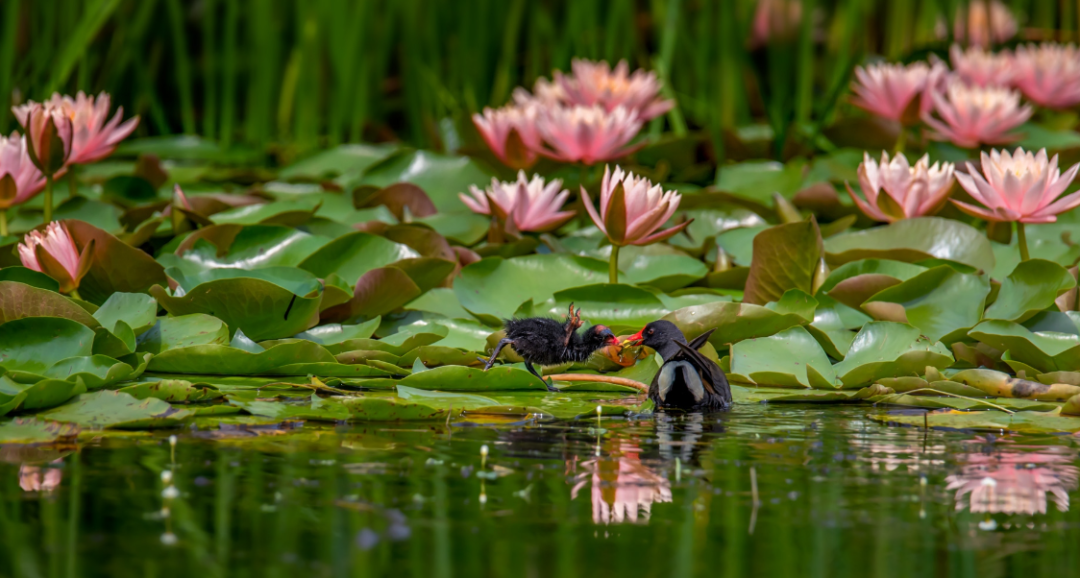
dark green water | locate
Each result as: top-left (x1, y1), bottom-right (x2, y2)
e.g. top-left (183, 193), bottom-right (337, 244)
top-left (3, 403), bottom-right (1079, 578)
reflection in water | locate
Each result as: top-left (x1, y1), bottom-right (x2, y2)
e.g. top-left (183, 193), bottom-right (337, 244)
top-left (570, 441), bottom-right (671, 524)
top-left (18, 460), bottom-right (63, 493)
top-left (947, 441), bottom-right (1079, 515)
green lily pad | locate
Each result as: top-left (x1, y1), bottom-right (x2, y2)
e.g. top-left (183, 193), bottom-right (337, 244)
top-left (38, 390), bottom-right (192, 429)
top-left (620, 254), bottom-right (708, 292)
top-left (320, 267), bottom-right (423, 323)
top-left (869, 408), bottom-right (1080, 435)
top-left (984, 259), bottom-right (1076, 323)
top-left (146, 340), bottom-right (337, 375)
top-left (549, 284), bottom-right (669, 329)
top-left (279, 143), bottom-right (397, 181)
top-left (416, 213), bottom-right (490, 246)
top-left (824, 217), bottom-right (995, 273)
top-left (0, 281), bottom-right (101, 327)
top-left (744, 219), bottom-right (823, 305)
top-left (169, 225), bottom-right (331, 271)
top-left (0, 317), bottom-right (95, 375)
top-left (64, 219), bottom-right (167, 305)
top-left (969, 319), bottom-right (1080, 373)
top-left (732, 383), bottom-right (891, 403)
top-left (298, 232), bottom-right (420, 285)
top-left (92, 292), bottom-right (158, 335)
top-left (663, 289), bottom-right (817, 347)
top-left (44, 354), bottom-right (150, 389)
top-left (117, 380), bottom-right (224, 402)
top-left (152, 268), bottom-right (322, 341)
top-left (0, 375), bottom-right (86, 412)
top-left (831, 321), bottom-right (954, 388)
top-left (715, 160), bottom-right (807, 202)
top-left (455, 255), bottom-right (611, 323)
top-left (210, 200), bottom-right (321, 226)
top-left (395, 365), bottom-right (546, 391)
top-left (0, 267), bottom-right (60, 291)
top-left (729, 326), bottom-right (839, 389)
top-left (291, 318), bottom-right (382, 344)
top-left (861, 265), bottom-right (990, 343)
top-left (395, 385), bottom-right (501, 409)
top-left (0, 419), bottom-right (80, 444)
top-left (136, 314), bottom-right (230, 353)
top-left (404, 288), bottom-right (473, 320)
top-left (358, 150), bottom-right (493, 212)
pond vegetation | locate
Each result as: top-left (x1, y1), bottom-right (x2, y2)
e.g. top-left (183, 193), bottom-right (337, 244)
top-left (3, 0), bottom-right (1080, 575)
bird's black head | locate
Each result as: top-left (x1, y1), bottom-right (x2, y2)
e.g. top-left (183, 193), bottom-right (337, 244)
top-left (583, 324), bottom-right (618, 348)
top-left (627, 320), bottom-right (686, 351)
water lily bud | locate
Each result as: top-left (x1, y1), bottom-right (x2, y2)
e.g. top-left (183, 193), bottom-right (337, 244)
top-left (811, 257), bottom-right (829, 294)
top-left (772, 192), bottom-right (801, 224)
top-left (17, 221), bottom-right (93, 294)
top-left (18, 103), bottom-right (72, 177)
top-left (714, 246), bottom-right (732, 272)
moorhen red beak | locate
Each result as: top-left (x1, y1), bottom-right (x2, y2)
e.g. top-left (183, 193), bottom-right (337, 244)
top-left (632, 320), bottom-right (731, 412)
top-left (480, 304), bottom-right (618, 392)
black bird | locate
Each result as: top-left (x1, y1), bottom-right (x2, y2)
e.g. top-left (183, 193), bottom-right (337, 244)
top-left (627, 320), bottom-right (732, 411)
top-left (481, 304), bottom-right (617, 391)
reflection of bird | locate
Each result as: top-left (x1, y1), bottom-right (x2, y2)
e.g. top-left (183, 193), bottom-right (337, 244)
top-left (481, 304), bottom-right (617, 391)
top-left (627, 320), bottom-right (732, 411)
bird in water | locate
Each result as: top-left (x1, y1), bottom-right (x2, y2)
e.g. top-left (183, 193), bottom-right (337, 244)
top-left (480, 304), bottom-right (618, 391)
top-left (626, 320), bottom-right (732, 411)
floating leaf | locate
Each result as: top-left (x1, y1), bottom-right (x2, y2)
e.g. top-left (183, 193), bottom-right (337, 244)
top-left (298, 232), bottom-right (420, 285)
top-left (455, 255), bottom-right (612, 323)
top-left (92, 292), bottom-right (158, 335)
top-left (0, 281), bottom-right (100, 327)
top-left (0, 317), bottom-right (94, 375)
top-left (321, 267), bottom-right (422, 323)
top-left (0, 267), bottom-right (59, 291)
top-left (744, 219), bottom-right (823, 305)
top-left (279, 143), bottom-right (397, 181)
top-left (869, 409), bottom-right (1080, 435)
top-left (824, 217), bottom-right (995, 273)
top-left (984, 259), bottom-right (1075, 323)
top-left (44, 354), bottom-right (150, 389)
top-left (831, 321), bottom-right (954, 388)
top-left (620, 254), bottom-right (709, 292)
top-left (210, 200), bottom-right (321, 227)
top-left (63, 219), bottom-right (167, 305)
top-left (0, 419), bottom-right (80, 444)
top-left (358, 150), bottom-right (493, 212)
top-left (949, 368), bottom-right (1080, 401)
top-left (729, 326), bottom-right (838, 389)
top-left (969, 319), bottom-right (1080, 373)
top-left (136, 314), bottom-right (230, 354)
top-left (395, 365), bottom-right (547, 391)
top-left (117, 379), bottom-right (224, 402)
top-left (146, 341), bottom-right (337, 375)
top-left (663, 289), bottom-right (817, 347)
top-left (291, 318), bottom-right (382, 344)
top-left (861, 265), bottom-right (990, 343)
top-left (0, 375), bottom-right (86, 412)
top-left (38, 390), bottom-right (192, 429)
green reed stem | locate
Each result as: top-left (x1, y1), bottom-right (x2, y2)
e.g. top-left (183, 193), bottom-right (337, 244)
top-left (1017, 221), bottom-right (1030, 262)
top-left (43, 175), bottom-right (53, 224)
top-left (67, 165), bottom-right (78, 198)
top-left (0, 209), bottom-right (8, 237)
top-left (893, 128), bottom-right (907, 154)
top-left (69, 288), bottom-right (82, 300)
top-left (609, 244), bottom-right (620, 284)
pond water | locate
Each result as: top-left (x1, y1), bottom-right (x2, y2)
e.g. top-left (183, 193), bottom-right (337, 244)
top-left (3, 402), bottom-right (1078, 578)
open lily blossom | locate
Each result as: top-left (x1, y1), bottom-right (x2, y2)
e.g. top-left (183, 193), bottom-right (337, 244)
top-left (0, 132), bottom-right (46, 235)
top-left (953, 148), bottom-right (1080, 224)
top-left (1013, 43), bottom-right (1080, 110)
top-left (850, 62), bottom-right (932, 124)
top-left (922, 81), bottom-right (1031, 148)
top-left (536, 105), bottom-right (643, 165)
top-left (953, 0), bottom-right (1017, 48)
top-left (472, 103), bottom-right (542, 170)
top-left (583, 166), bottom-right (690, 282)
top-left (949, 45), bottom-right (1015, 87)
top-left (460, 171), bottom-right (576, 233)
top-left (553, 59), bottom-right (674, 121)
top-left (33, 91), bottom-right (140, 165)
top-left (846, 152), bottom-right (956, 223)
top-left (17, 221), bottom-right (94, 296)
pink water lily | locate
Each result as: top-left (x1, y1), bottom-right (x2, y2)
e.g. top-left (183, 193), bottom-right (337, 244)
top-left (27, 91), bottom-right (140, 165)
top-left (923, 81), bottom-right (1032, 148)
top-left (953, 0), bottom-right (1017, 48)
top-left (1012, 43), bottom-right (1080, 110)
top-left (950, 45), bottom-right (1016, 87)
top-left (13, 102), bottom-right (72, 178)
top-left (750, 0), bottom-right (803, 48)
top-left (553, 59), bottom-right (674, 121)
top-left (582, 166), bottom-right (690, 283)
top-left (851, 62), bottom-right (933, 124)
top-left (0, 132), bottom-right (46, 236)
top-left (536, 105), bottom-right (643, 165)
top-left (472, 102), bottom-right (543, 170)
top-left (460, 171), bottom-right (576, 233)
top-left (846, 152), bottom-right (956, 223)
top-left (18, 221), bottom-right (94, 296)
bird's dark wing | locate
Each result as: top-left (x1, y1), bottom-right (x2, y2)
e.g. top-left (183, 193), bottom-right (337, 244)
top-left (672, 340), bottom-right (731, 402)
top-left (686, 328), bottom-right (716, 351)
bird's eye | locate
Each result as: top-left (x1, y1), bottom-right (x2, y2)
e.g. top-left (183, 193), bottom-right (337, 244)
top-left (647, 329), bottom-right (654, 335)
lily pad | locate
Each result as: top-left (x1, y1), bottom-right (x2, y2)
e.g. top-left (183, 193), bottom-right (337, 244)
top-left (136, 314), bottom-right (230, 354)
top-left (663, 289), bottom-right (817, 347)
top-left (984, 259), bottom-right (1076, 323)
top-left (279, 143), bottom-right (397, 181)
top-left (44, 354), bottom-right (150, 389)
top-left (92, 292), bottom-right (158, 335)
top-left (291, 318), bottom-right (382, 344)
top-left (146, 340), bottom-right (337, 375)
top-left (38, 390), bottom-right (192, 429)
top-left (0, 375), bottom-right (86, 412)
top-left (210, 200), bottom-right (321, 226)
top-left (358, 150), bottom-right (493, 212)
top-left (869, 408), bottom-right (1080, 435)
top-left (298, 232), bottom-right (420, 285)
top-left (117, 380), bottom-right (224, 402)
top-left (0, 267), bottom-right (59, 291)
top-left (170, 225), bottom-right (331, 270)
top-left (861, 265), bottom-right (990, 343)
top-left (395, 365), bottom-right (547, 391)
top-left (744, 219), bottom-right (823, 305)
top-left (0, 281), bottom-right (100, 327)
top-left (831, 321), bottom-right (954, 388)
top-left (969, 319), bottom-right (1080, 373)
top-left (824, 217), bottom-right (995, 273)
top-left (729, 326), bottom-right (839, 389)
top-left (64, 219), bottom-right (167, 305)
top-left (0, 419), bottom-right (80, 445)
top-left (454, 255), bottom-right (612, 323)
top-left (0, 317), bottom-right (95, 375)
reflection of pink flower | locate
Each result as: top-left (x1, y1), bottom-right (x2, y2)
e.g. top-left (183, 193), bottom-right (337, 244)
top-left (19, 463), bottom-right (63, 493)
top-left (472, 103), bottom-right (543, 170)
top-left (952, 148), bottom-right (1080, 224)
top-left (570, 443), bottom-right (672, 524)
top-left (0, 132), bottom-right (46, 209)
top-left (460, 172), bottom-right (576, 233)
top-left (953, 0), bottom-right (1017, 48)
top-left (535, 105), bottom-right (643, 165)
top-left (846, 151), bottom-right (956, 223)
top-left (851, 62), bottom-right (933, 124)
top-left (922, 81), bottom-right (1031, 148)
top-left (553, 59), bottom-right (674, 121)
top-left (950, 45), bottom-right (1015, 87)
top-left (1012, 43), bottom-right (1080, 110)
top-left (946, 447), bottom-right (1078, 514)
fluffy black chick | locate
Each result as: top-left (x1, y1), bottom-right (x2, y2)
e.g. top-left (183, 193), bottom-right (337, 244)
top-left (628, 320), bottom-right (732, 411)
top-left (481, 304), bottom-right (617, 391)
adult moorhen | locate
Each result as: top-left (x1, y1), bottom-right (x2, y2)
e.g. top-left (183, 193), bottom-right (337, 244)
top-left (481, 304), bottom-right (618, 391)
top-left (627, 320), bottom-right (732, 411)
